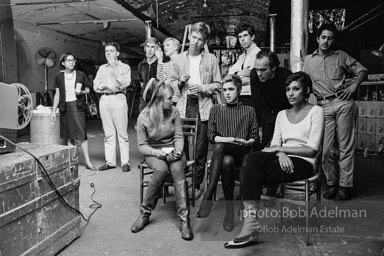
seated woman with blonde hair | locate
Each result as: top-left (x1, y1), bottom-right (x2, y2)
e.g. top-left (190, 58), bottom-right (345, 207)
top-left (131, 82), bottom-right (193, 240)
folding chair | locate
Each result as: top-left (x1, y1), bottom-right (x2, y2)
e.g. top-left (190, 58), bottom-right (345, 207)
top-left (205, 147), bottom-right (322, 245)
top-left (139, 116), bottom-right (199, 207)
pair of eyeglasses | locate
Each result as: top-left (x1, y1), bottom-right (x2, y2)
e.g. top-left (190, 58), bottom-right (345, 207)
top-left (66, 59), bottom-right (76, 63)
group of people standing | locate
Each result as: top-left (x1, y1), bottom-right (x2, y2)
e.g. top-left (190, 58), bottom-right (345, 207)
top-left (51, 20), bottom-right (367, 248)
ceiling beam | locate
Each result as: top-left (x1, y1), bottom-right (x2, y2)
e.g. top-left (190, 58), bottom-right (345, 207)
top-left (112, 0), bottom-right (173, 37)
top-left (3, 0), bottom-right (97, 6)
top-left (35, 18), bottom-right (136, 26)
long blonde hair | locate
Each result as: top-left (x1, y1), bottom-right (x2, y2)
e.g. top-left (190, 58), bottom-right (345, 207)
top-left (145, 83), bottom-right (174, 133)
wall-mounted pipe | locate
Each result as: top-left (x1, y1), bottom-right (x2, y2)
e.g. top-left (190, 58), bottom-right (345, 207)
top-left (145, 20), bottom-right (152, 39)
top-left (269, 14), bottom-right (277, 52)
top-left (290, 0), bottom-right (308, 72)
top-left (0, 19), bottom-right (12, 81)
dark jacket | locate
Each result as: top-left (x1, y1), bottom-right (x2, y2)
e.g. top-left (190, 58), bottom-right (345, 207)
top-left (53, 70), bottom-right (90, 112)
top-left (138, 58), bottom-right (158, 95)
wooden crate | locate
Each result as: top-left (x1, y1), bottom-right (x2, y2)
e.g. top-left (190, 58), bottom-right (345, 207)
top-left (0, 144), bottom-right (80, 256)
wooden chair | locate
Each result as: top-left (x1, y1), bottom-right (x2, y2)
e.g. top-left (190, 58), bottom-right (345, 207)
top-left (260, 154), bottom-right (322, 246)
top-left (139, 116), bottom-right (199, 207)
top-left (205, 151), bottom-right (322, 246)
top-left (204, 160), bottom-right (241, 202)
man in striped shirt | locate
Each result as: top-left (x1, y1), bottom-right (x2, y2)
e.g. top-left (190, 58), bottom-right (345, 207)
top-left (156, 37), bottom-right (181, 105)
top-left (170, 22), bottom-right (222, 199)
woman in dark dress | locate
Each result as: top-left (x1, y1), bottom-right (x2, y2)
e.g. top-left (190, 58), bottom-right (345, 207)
top-left (51, 53), bottom-right (96, 170)
top-left (196, 74), bottom-right (259, 232)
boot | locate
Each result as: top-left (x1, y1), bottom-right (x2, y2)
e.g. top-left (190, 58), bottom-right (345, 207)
top-left (131, 181), bottom-right (163, 233)
top-left (224, 201), bottom-right (261, 248)
top-left (223, 200), bottom-right (234, 232)
top-left (174, 180), bottom-right (194, 240)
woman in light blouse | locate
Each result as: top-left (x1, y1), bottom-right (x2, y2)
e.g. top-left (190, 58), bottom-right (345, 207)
top-left (225, 71), bottom-right (324, 248)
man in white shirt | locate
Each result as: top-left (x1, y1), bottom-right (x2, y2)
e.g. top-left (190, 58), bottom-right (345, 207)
top-left (93, 42), bottom-right (131, 172)
top-left (228, 24), bottom-right (261, 106)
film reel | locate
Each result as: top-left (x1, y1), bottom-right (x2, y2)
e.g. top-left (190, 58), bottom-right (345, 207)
top-left (12, 83), bottom-right (33, 129)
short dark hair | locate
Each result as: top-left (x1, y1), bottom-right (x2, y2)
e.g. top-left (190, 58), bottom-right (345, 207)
top-left (285, 71), bottom-right (312, 98)
top-left (105, 42), bottom-right (120, 52)
top-left (191, 22), bottom-right (211, 40)
top-left (222, 74), bottom-right (243, 92)
top-left (256, 49), bottom-right (280, 68)
top-left (59, 52), bottom-right (76, 68)
top-left (234, 23), bottom-right (256, 37)
top-left (316, 23), bottom-right (338, 40)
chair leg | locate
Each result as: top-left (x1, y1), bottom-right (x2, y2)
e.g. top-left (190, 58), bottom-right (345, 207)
top-left (191, 166), bottom-right (196, 207)
top-left (140, 165), bottom-right (144, 207)
top-left (305, 180), bottom-right (310, 246)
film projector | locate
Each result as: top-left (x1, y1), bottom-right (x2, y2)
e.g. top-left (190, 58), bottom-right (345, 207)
top-left (0, 82), bottom-right (33, 153)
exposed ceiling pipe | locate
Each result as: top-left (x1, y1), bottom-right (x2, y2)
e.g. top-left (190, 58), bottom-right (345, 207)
top-left (349, 10), bottom-right (384, 31)
top-left (269, 14), bottom-right (277, 52)
top-left (0, 0), bottom-right (97, 6)
top-left (145, 20), bottom-right (152, 39)
top-left (343, 3), bottom-right (384, 31)
top-left (35, 18), bottom-right (136, 26)
top-left (290, 0), bottom-right (308, 72)
top-left (0, 19), bottom-right (12, 81)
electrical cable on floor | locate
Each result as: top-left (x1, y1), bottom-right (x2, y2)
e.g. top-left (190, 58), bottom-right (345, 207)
top-left (0, 134), bottom-right (102, 222)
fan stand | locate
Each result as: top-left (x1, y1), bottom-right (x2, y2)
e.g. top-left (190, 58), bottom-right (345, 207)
top-left (40, 65), bottom-right (48, 106)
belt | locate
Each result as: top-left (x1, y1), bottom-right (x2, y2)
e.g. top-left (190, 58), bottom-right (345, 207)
top-left (102, 91), bottom-right (125, 95)
top-left (316, 93), bottom-right (338, 101)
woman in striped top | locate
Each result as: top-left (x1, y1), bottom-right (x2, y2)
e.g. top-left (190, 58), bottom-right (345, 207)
top-left (196, 74), bottom-right (259, 232)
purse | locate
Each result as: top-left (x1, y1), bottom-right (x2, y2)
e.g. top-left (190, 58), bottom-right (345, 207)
top-left (85, 93), bottom-right (98, 116)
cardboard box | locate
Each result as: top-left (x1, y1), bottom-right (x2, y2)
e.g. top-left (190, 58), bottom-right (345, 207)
top-left (366, 134), bottom-right (376, 152)
top-left (367, 118), bottom-right (376, 134)
top-left (367, 102), bottom-right (376, 117)
top-left (358, 101), bottom-right (368, 117)
top-left (357, 117), bottom-right (367, 134)
top-left (376, 102), bottom-right (384, 118)
top-left (377, 119), bottom-right (384, 135)
top-left (357, 133), bottom-right (367, 150)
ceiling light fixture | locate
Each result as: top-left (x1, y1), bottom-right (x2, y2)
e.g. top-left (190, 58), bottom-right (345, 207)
top-left (372, 44), bottom-right (384, 58)
top-left (203, 0), bottom-right (207, 8)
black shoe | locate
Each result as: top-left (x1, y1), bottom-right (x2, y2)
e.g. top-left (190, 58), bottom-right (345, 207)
top-left (223, 211), bottom-right (234, 232)
top-left (224, 231), bottom-right (259, 249)
top-left (323, 185), bottom-right (339, 199)
top-left (334, 187), bottom-right (350, 200)
top-left (85, 164), bottom-right (97, 171)
top-left (196, 200), bottom-right (214, 218)
top-left (122, 164), bottom-right (131, 172)
top-left (98, 163), bottom-right (116, 171)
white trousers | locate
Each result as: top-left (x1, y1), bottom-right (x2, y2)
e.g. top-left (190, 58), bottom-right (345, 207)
top-left (99, 94), bottom-right (130, 166)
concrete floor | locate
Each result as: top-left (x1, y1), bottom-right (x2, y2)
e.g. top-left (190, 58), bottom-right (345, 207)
top-left (50, 118), bottom-right (384, 256)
